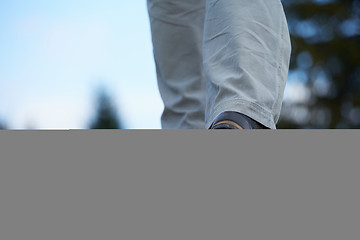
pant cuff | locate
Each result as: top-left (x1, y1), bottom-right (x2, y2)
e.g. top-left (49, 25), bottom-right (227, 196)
top-left (206, 98), bottom-right (277, 129)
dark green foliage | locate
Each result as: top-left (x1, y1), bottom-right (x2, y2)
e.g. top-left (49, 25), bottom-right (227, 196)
top-left (278, 0), bottom-right (360, 128)
top-left (89, 86), bottom-right (122, 129)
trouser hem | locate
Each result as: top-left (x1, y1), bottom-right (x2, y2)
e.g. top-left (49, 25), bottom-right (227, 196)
top-left (206, 99), bottom-right (277, 129)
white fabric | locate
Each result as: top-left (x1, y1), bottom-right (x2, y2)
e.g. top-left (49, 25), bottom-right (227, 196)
top-left (147, 0), bottom-right (291, 129)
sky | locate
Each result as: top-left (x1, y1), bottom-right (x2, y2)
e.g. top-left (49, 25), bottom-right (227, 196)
top-left (0, 0), bottom-right (163, 129)
top-left (0, 0), bottom-right (306, 130)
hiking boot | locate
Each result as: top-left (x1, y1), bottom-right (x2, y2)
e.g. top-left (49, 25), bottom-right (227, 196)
top-left (209, 111), bottom-right (268, 129)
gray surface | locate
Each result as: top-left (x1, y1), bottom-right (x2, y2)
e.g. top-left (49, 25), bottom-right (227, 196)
top-left (0, 130), bottom-right (359, 240)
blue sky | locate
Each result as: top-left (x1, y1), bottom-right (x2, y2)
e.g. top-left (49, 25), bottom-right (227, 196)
top-left (0, 0), bottom-right (163, 129)
top-left (0, 0), bottom-right (308, 129)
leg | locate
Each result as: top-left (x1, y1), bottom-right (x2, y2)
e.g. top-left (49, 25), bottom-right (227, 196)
top-left (147, 0), bottom-right (206, 129)
top-left (204, 0), bottom-right (292, 129)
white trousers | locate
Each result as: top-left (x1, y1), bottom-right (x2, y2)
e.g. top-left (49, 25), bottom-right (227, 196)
top-left (147, 0), bottom-right (291, 129)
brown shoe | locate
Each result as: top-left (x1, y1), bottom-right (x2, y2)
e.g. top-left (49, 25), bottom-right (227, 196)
top-left (209, 111), bottom-right (268, 129)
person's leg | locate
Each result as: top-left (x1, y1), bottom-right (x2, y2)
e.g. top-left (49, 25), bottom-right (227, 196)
top-left (147, 0), bottom-right (206, 129)
top-left (204, 0), bottom-right (292, 129)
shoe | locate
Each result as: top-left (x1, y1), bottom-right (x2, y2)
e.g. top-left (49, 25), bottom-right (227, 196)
top-left (209, 111), bottom-right (268, 129)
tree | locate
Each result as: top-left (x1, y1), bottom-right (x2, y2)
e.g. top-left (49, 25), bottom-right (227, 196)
top-left (0, 116), bottom-right (7, 129)
top-left (277, 0), bottom-right (360, 128)
top-left (89, 86), bottom-right (123, 129)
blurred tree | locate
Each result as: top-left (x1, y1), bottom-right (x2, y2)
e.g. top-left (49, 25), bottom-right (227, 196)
top-left (0, 121), bottom-right (6, 129)
top-left (89, 86), bottom-right (123, 129)
top-left (0, 116), bottom-right (7, 129)
top-left (278, 0), bottom-right (360, 128)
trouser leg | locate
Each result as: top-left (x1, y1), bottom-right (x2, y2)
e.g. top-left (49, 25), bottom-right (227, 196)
top-left (204, 0), bottom-right (292, 129)
top-left (147, 0), bottom-right (206, 129)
